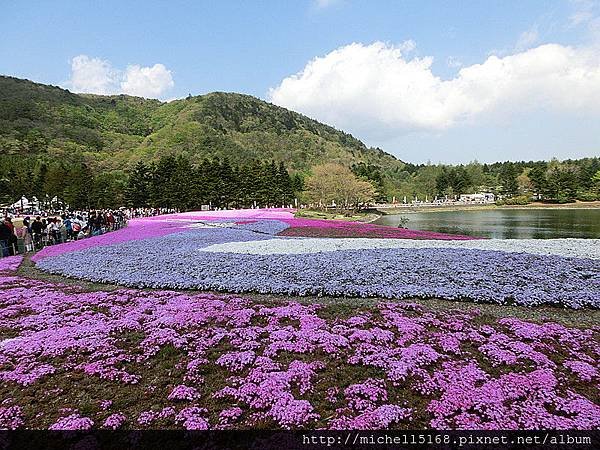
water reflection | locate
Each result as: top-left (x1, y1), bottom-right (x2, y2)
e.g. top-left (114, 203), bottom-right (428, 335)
top-left (375, 209), bottom-right (600, 239)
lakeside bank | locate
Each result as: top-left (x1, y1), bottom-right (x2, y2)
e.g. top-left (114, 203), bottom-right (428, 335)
top-left (376, 200), bottom-right (600, 215)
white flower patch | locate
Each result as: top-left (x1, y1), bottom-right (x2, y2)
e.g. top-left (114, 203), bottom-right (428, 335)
top-left (0, 337), bottom-right (21, 349)
top-left (185, 222), bottom-right (237, 229)
top-left (199, 238), bottom-right (600, 260)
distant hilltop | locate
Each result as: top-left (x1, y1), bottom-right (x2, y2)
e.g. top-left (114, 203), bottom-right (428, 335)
top-left (0, 75), bottom-right (403, 173)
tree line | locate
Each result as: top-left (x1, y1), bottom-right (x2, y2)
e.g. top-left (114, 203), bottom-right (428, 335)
top-left (353, 157), bottom-right (600, 204)
top-left (2, 153), bottom-right (599, 212)
top-left (126, 156), bottom-right (302, 210)
top-left (0, 154), bottom-right (302, 211)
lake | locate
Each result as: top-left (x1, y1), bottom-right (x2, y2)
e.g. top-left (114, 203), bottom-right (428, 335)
top-left (374, 208), bottom-right (600, 239)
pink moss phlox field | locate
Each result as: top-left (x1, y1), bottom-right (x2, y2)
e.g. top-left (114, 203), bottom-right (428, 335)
top-left (31, 208), bottom-right (295, 262)
top-left (168, 385), bottom-right (200, 401)
top-left (1, 259), bottom-right (598, 430)
top-left (0, 402), bottom-right (24, 430)
top-left (279, 218), bottom-right (478, 240)
top-left (48, 413), bottom-right (94, 430)
top-left (102, 412), bottom-right (127, 430)
top-left (0, 255), bottom-right (23, 272)
top-left (152, 208), bottom-right (296, 221)
top-left (31, 208), bottom-right (476, 263)
top-left (31, 218), bottom-right (185, 262)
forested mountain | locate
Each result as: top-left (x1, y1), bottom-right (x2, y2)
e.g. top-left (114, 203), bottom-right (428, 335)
top-left (1, 75), bottom-right (599, 209)
top-left (0, 75), bottom-right (409, 208)
top-left (0, 75), bottom-right (403, 172)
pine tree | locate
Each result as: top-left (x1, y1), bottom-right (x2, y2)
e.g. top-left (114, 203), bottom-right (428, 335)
top-left (126, 161), bottom-right (151, 207)
top-left (171, 156), bottom-right (194, 211)
top-left (291, 173), bottom-right (304, 200)
top-left (499, 163), bottom-right (519, 197)
top-left (528, 165), bottom-right (547, 199)
top-left (151, 156), bottom-right (178, 208)
top-left (277, 161), bottom-right (293, 206)
top-left (63, 163), bottom-right (92, 209)
top-left (266, 160), bottom-right (279, 206)
top-left (32, 162), bottom-right (48, 202)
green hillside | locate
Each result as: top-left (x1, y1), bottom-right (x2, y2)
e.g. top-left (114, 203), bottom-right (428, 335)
top-left (3, 75), bottom-right (596, 209)
top-left (0, 75), bottom-right (403, 173)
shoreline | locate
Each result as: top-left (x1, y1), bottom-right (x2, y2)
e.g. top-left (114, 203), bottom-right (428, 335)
top-left (376, 201), bottom-right (600, 214)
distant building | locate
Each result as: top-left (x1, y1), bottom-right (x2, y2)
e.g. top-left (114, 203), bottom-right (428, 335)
top-left (459, 193), bottom-right (495, 203)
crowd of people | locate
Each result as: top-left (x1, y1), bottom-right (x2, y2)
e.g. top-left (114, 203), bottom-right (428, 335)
top-left (0, 209), bottom-right (129, 257)
top-left (0, 207), bottom-right (182, 257)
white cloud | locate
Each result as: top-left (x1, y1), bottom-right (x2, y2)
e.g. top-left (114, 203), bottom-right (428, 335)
top-left (120, 64), bottom-right (174, 98)
top-left (268, 41), bottom-right (600, 138)
top-left (571, 9), bottom-right (594, 26)
top-left (568, 0), bottom-right (600, 38)
top-left (313, 0), bottom-right (341, 9)
top-left (67, 55), bottom-right (174, 99)
top-left (515, 26), bottom-right (539, 51)
top-left (569, 0), bottom-right (597, 26)
top-left (446, 56), bottom-right (463, 68)
top-left (69, 55), bottom-right (119, 95)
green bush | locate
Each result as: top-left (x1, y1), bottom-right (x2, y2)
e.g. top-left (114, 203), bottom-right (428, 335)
top-left (576, 191), bottom-right (598, 202)
top-left (497, 195), bottom-right (531, 205)
top-left (557, 194), bottom-right (574, 204)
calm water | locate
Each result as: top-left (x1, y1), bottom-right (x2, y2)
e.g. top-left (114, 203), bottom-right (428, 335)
top-left (375, 209), bottom-right (600, 239)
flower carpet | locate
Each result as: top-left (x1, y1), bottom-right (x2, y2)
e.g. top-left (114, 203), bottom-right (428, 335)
top-left (33, 210), bottom-right (599, 308)
top-left (1, 255), bottom-right (599, 430)
top-left (2, 209), bottom-right (598, 430)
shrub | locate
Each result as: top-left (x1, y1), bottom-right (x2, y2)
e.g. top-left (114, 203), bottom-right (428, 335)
top-left (576, 191), bottom-right (598, 202)
top-left (496, 195), bottom-right (531, 205)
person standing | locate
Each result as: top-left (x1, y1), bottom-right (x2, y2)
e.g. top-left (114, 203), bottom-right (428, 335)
top-left (50, 217), bottom-right (61, 244)
top-left (0, 219), bottom-right (11, 257)
top-left (59, 219), bottom-right (67, 243)
top-left (72, 216), bottom-right (83, 240)
top-left (4, 217), bottom-right (14, 234)
top-left (31, 216), bottom-right (44, 249)
top-left (4, 218), bottom-right (17, 255)
top-left (22, 224), bottom-right (32, 252)
top-left (107, 211), bottom-right (115, 231)
top-left (63, 216), bottom-right (73, 241)
top-left (23, 216), bottom-right (31, 234)
top-left (41, 218), bottom-right (48, 245)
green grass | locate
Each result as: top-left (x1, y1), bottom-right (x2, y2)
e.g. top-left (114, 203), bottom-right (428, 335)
top-left (294, 208), bottom-right (379, 222)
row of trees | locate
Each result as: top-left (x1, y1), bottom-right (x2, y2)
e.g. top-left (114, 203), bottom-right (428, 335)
top-left (1, 156), bottom-right (377, 213)
top-left (355, 157), bottom-right (600, 203)
top-left (0, 154), bottom-right (302, 211)
top-left (2, 153), bottom-right (599, 212)
top-left (0, 156), bottom-right (127, 210)
top-left (126, 156), bottom-right (301, 210)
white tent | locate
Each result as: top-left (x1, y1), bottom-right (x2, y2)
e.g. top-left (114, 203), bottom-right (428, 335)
top-left (9, 196), bottom-right (40, 210)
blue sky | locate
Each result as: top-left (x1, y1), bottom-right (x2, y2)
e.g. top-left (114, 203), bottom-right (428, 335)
top-left (2, 0), bottom-right (600, 163)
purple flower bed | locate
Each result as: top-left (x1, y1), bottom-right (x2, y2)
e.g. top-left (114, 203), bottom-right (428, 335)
top-left (31, 218), bottom-right (187, 262)
top-left (48, 413), bottom-right (94, 430)
top-left (31, 209), bottom-right (476, 264)
top-left (0, 255), bottom-right (24, 272)
top-left (1, 261), bottom-right (598, 430)
top-left (35, 222), bottom-right (600, 308)
top-left (30, 209), bottom-right (297, 262)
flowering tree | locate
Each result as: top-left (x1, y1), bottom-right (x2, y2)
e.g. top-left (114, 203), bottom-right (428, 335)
top-left (304, 163), bottom-right (375, 211)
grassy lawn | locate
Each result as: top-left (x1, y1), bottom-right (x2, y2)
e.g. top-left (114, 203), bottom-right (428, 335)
top-left (294, 208), bottom-right (379, 222)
